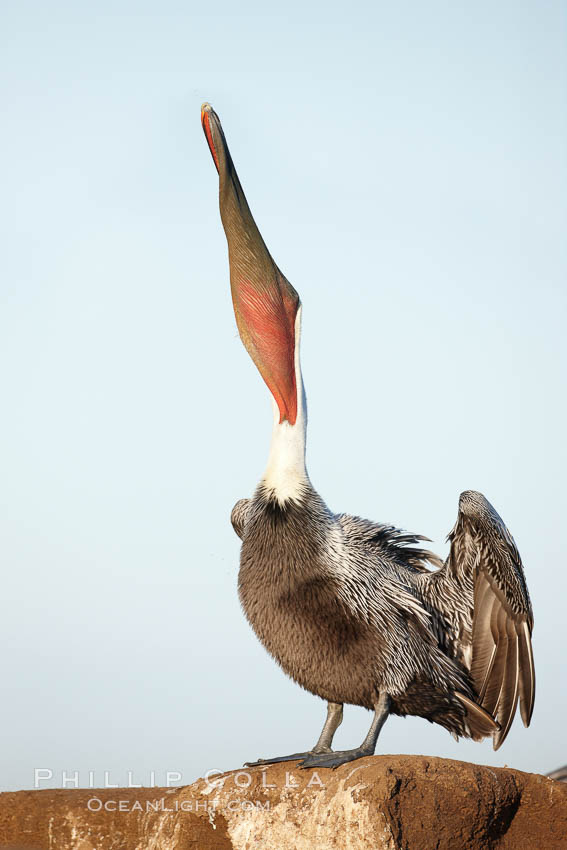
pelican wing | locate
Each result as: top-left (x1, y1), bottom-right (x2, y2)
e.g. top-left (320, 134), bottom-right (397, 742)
top-left (447, 491), bottom-right (535, 749)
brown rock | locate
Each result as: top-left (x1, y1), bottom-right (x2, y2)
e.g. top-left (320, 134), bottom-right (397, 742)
top-left (0, 756), bottom-right (565, 850)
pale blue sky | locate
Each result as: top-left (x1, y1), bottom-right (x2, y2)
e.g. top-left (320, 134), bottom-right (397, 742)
top-left (1, 1), bottom-right (566, 791)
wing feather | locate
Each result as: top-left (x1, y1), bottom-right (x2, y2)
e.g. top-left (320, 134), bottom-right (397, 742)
top-left (446, 491), bottom-right (535, 749)
top-left (481, 603), bottom-right (508, 717)
top-left (493, 618), bottom-right (520, 749)
top-left (517, 619), bottom-right (535, 727)
top-left (470, 577), bottom-right (498, 700)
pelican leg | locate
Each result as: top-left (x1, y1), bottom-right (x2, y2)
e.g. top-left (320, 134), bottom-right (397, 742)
top-left (244, 702), bottom-right (343, 767)
top-left (299, 693), bottom-right (390, 769)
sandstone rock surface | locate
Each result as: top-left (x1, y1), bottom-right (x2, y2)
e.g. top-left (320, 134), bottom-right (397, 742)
top-left (0, 755), bottom-right (565, 850)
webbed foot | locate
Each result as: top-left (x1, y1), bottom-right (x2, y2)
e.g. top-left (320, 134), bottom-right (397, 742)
top-left (245, 746), bottom-right (332, 768)
top-left (298, 747), bottom-right (372, 769)
top-left (244, 752), bottom-right (311, 767)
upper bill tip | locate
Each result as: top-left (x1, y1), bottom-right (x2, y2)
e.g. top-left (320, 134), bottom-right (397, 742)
top-left (201, 103), bottom-right (221, 172)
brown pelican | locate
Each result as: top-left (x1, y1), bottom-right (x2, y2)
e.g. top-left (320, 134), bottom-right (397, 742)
top-left (201, 103), bottom-right (535, 768)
